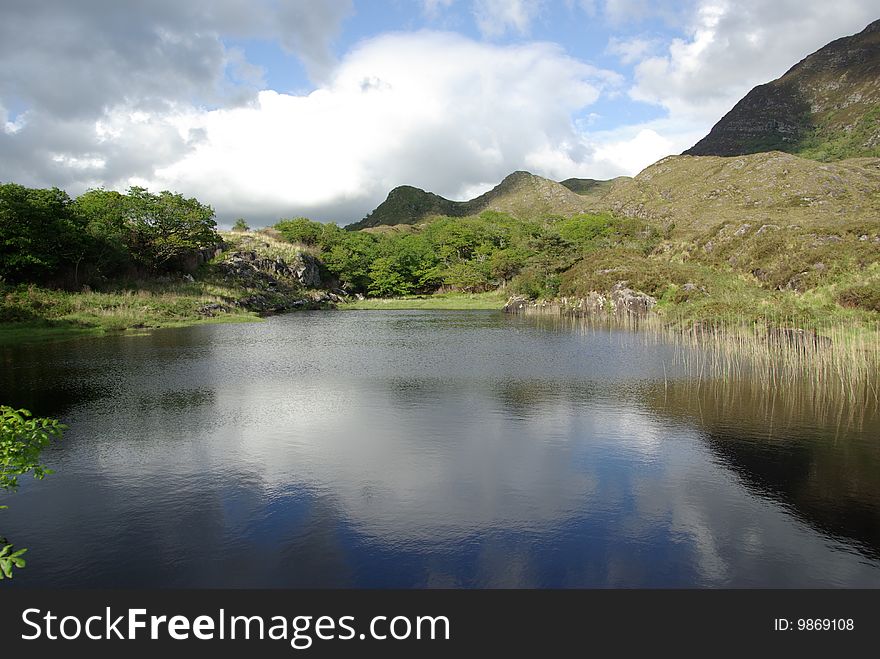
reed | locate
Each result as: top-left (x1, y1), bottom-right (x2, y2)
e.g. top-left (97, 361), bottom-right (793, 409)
top-left (525, 310), bottom-right (880, 404)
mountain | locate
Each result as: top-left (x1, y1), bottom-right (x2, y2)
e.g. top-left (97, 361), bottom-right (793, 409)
top-left (685, 19), bottom-right (880, 160)
top-left (598, 150), bottom-right (880, 235)
top-left (349, 171), bottom-right (591, 229)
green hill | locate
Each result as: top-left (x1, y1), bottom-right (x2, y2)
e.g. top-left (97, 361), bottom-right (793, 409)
top-left (349, 171), bottom-right (591, 229)
top-left (685, 19), bottom-right (880, 160)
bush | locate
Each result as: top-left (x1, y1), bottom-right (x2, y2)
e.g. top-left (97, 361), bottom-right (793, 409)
top-left (837, 283), bottom-right (880, 312)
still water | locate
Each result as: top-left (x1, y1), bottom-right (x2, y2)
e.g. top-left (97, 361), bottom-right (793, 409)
top-left (2, 310), bottom-right (879, 587)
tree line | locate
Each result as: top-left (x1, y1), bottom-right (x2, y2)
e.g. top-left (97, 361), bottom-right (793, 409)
top-left (0, 183), bottom-right (219, 287)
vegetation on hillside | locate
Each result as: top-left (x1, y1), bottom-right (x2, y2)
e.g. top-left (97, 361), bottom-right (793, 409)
top-left (276, 170), bottom-right (880, 326)
top-left (0, 183), bottom-right (336, 342)
top-left (278, 210), bottom-right (644, 299)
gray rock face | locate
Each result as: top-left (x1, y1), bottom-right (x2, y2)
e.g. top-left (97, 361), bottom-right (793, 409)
top-left (290, 252), bottom-right (322, 287)
top-left (610, 282), bottom-right (656, 316)
top-left (502, 295), bottom-right (531, 313)
top-left (503, 283), bottom-right (655, 317)
top-left (220, 250), bottom-right (322, 288)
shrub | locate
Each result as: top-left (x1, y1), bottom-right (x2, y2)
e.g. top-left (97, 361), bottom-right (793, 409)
top-left (837, 283), bottom-right (880, 312)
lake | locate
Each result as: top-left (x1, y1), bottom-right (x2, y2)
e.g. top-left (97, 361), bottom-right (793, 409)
top-left (2, 310), bottom-right (879, 587)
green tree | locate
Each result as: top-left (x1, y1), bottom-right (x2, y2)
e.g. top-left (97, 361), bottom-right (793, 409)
top-left (322, 231), bottom-right (379, 293)
top-left (367, 234), bottom-right (438, 296)
top-left (123, 187), bottom-right (219, 270)
top-left (442, 261), bottom-right (492, 292)
top-left (0, 406), bottom-right (65, 579)
top-left (275, 217), bottom-right (324, 246)
top-left (232, 218), bottom-right (250, 232)
top-left (72, 188), bottom-right (133, 280)
top-left (0, 183), bottom-right (87, 283)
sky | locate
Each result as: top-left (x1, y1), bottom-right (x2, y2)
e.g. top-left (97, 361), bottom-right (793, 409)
top-left (0, 1), bottom-right (877, 226)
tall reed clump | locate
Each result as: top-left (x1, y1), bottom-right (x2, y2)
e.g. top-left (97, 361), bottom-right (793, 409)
top-left (527, 311), bottom-right (880, 406)
top-left (663, 318), bottom-right (879, 406)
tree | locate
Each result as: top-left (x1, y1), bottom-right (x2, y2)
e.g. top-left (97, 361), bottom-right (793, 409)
top-left (367, 234), bottom-right (438, 297)
top-left (0, 406), bottom-right (65, 579)
top-left (232, 218), bottom-right (250, 232)
top-left (275, 218), bottom-right (324, 246)
top-left (322, 231), bottom-right (379, 293)
top-left (72, 188), bottom-right (133, 280)
top-left (123, 187), bottom-right (219, 270)
top-left (0, 183), bottom-right (87, 283)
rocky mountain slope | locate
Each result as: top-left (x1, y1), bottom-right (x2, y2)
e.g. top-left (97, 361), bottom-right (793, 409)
top-left (598, 151), bottom-right (880, 235)
top-left (349, 171), bottom-right (590, 229)
top-left (685, 19), bottom-right (880, 160)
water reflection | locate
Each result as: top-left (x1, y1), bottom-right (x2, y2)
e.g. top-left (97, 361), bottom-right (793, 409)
top-left (1, 310), bottom-right (878, 587)
top-left (642, 378), bottom-right (880, 559)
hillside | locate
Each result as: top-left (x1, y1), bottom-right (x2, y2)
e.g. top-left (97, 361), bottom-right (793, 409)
top-left (349, 171), bottom-right (590, 229)
top-left (598, 151), bottom-right (880, 234)
top-left (685, 19), bottom-right (880, 160)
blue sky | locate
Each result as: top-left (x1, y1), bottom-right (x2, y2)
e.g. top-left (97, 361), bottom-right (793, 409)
top-left (0, 1), bottom-right (877, 225)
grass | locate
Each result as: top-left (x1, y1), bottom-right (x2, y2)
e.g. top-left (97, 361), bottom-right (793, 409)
top-left (338, 291), bottom-right (506, 310)
top-left (0, 282), bottom-right (261, 345)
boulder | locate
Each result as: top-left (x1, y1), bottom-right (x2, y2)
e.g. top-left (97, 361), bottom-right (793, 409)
top-left (610, 281), bottom-right (656, 316)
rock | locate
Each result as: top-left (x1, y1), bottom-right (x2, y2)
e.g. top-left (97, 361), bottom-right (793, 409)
top-left (784, 272), bottom-right (810, 291)
top-left (503, 295), bottom-right (530, 313)
top-left (756, 224), bottom-right (780, 235)
top-left (610, 281), bottom-right (656, 316)
top-left (197, 303), bottom-right (227, 316)
top-left (290, 252), bottom-right (322, 287)
top-left (734, 223), bottom-right (752, 237)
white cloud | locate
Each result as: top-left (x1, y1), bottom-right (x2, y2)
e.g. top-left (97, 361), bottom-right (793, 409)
top-left (473, 0), bottom-right (543, 38)
top-left (606, 35), bottom-right (660, 64)
top-left (133, 32), bottom-right (621, 223)
top-left (593, 128), bottom-right (673, 173)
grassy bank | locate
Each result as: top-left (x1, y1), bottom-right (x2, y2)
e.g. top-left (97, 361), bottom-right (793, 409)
top-left (0, 231), bottom-right (327, 345)
top-left (337, 291), bottom-right (506, 310)
top-left (0, 282), bottom-right (262, 345)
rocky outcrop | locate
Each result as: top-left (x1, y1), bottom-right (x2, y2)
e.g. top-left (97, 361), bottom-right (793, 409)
top-left (503, 282), bottom-right (656, 318)
top-left (685, 19), bottom-right (880, 158)
top-left (609, 282), bottom-right (656, 316)
top-left (219, 250), bottom-right (322, 288)
top-left (212, 246), bottom-right (335, 314)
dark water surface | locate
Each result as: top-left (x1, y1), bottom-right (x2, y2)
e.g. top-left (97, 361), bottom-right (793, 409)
top-left (2, 310), bottom-right (879, 587)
